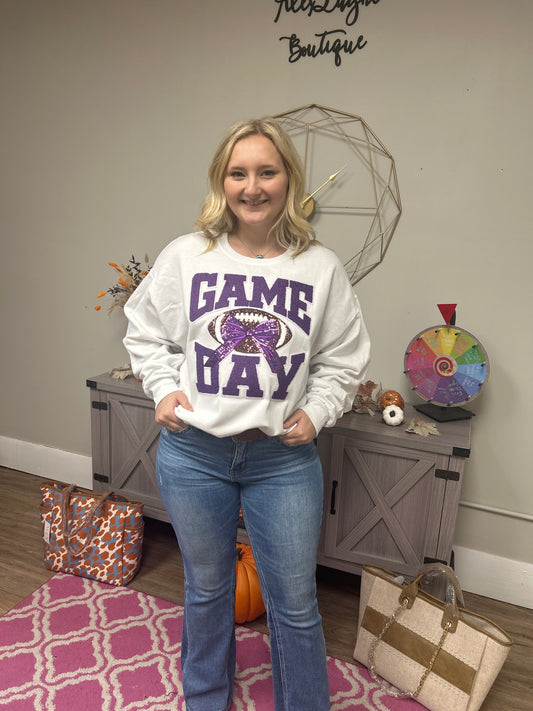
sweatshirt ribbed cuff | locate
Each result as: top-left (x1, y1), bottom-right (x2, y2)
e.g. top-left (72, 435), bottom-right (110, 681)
top-left (150, 380), bottom-right (182, 408)
top-left (301, 402), bottom-right (331, 437)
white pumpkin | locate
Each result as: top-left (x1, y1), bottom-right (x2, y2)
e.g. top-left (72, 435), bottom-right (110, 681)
top-left (383, 405), bottom-right (404, 426)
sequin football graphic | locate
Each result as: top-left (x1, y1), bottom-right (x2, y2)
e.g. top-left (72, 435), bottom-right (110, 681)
top-left (206, 309), bottom-right (292, 373)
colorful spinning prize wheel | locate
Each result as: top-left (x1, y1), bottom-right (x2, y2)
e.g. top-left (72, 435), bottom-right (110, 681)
top-left (404, 323), bottom-right (489, 421)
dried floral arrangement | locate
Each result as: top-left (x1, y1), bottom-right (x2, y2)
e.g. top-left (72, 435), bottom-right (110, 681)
top-left (95, 254), bottom-right (151, 313)
top-left (352, 380), bottom-right (383, 415)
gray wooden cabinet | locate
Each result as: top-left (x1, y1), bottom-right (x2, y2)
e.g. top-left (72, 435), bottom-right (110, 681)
top-left (87, 373), bottom-right (168, 521)
top-left (317, 407), bottom-right (471, 578)
top-left (87, 375), bottom-right (471, 577)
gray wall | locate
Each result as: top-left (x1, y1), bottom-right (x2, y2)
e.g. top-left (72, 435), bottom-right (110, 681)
top-left (2, 0), bottom-right (532, 567)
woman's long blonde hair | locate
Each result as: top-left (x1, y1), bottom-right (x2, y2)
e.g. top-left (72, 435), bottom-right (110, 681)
top-left (195, 118), bottom-right (315, 255)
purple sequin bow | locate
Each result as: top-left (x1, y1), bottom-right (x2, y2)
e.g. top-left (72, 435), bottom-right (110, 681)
top-left (206, 314), bottom-right (283, 373)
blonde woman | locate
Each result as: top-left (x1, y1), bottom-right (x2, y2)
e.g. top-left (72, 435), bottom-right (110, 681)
top-left (124, 117), bottom-right (370, 711)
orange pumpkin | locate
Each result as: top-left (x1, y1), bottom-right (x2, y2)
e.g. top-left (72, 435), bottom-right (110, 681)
top-left (235, 544), bottom-right (265, 624)
top-left (379, 390), bottom-right (405, 410)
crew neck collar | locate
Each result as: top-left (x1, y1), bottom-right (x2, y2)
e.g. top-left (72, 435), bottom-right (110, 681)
top-left (219, 233), bottom-right (292, 264)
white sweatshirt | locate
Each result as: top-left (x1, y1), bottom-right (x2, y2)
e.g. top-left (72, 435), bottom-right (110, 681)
top-left (123, 232), bottom-right (370, 438)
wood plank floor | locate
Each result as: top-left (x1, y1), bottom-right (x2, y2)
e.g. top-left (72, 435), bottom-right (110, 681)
top-left (1, 466), bottom-right (531, 709)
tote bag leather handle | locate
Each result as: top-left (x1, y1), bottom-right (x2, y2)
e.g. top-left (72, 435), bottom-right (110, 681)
top-left (400, 562), bottom-right (464, 632)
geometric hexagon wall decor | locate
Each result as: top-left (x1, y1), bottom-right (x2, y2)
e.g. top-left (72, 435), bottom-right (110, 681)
top-left (274, 104), bottom-right (402, 285)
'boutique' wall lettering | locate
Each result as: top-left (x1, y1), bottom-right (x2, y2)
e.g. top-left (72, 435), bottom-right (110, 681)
top-left (274, 0), bottom-right (381, 66)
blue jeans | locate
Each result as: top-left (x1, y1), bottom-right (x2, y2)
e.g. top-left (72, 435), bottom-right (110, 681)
top-left (156, 426), bottom-right (330, 711)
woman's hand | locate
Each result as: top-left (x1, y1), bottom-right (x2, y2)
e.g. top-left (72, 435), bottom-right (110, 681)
top-left (155, 390), bottom-right (193, 431)
top-left (279, 409), bottom-right (317, 446)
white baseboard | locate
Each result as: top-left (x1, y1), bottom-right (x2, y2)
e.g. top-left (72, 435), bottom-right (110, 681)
top-left (0, 436), bottom-right (92, 488)
top-left (454, 546), bottom-right (533, 609)
top-left (1, 436), bottom-right (532, 608)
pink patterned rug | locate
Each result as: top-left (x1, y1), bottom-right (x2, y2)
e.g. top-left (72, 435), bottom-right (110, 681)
top-left (0, 574), bottom-right (424, 710)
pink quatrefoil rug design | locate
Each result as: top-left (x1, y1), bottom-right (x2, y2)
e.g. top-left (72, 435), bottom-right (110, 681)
top-left (0, 573), bottom-right (424, 710)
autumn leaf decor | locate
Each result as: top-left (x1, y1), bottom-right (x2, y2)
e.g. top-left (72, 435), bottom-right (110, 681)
top-left (95, 254), bottom-right (151, 313)
top-left (405, 419), bottom-right (440, 437)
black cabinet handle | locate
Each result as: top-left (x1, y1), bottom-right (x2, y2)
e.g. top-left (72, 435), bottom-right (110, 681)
top-left (330, 480), bottom-right (338, 515)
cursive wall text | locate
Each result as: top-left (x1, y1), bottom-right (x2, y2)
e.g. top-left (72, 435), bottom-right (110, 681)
top-left (274, 0), bottom-right (381, 66)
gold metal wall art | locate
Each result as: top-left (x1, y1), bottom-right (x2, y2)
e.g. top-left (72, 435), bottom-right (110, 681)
top-left (275, 104), bottom-right (402, 285)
